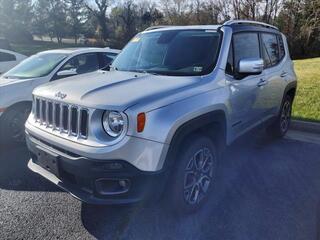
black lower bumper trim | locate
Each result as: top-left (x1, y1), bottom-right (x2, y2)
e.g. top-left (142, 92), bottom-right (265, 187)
top-left (26, 132), bottom-right (166, 205)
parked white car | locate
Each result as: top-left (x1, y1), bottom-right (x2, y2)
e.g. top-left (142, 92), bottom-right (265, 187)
top-left (0, 49), bottom-right (27, 75)
top-left (0, 47), bottom-right (120, 144)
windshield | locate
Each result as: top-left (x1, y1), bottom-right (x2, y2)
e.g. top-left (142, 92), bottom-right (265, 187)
top-left (4, 53), bottom-right (67, 79)
top-left (112, 30), bottom-right (221, 76)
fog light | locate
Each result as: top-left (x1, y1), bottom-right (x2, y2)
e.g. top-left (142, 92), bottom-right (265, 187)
top-left (95, 178), bottom-right (130, 195)
top-left (119, 180), bottom-right (127, 188)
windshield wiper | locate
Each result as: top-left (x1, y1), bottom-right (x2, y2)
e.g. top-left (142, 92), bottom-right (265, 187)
top-left (131, 69), bottom-right (159, 75)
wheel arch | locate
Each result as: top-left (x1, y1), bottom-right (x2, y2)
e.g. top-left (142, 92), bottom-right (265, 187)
top-left (163, 109), bottom-right (227, 169)
top-left (283, 81), bottom-right (297, 102)
top-left (2, 101), bottom-right (32, 114)
top-left (0, 101), bottom-right (32, 124)
top-left (0, 101), bottom-right (32, 143)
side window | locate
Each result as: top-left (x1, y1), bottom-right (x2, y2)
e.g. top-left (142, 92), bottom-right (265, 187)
top-left (233, 33), bottom-right (260, 69)
top-left (60, 53), bottom-right (99, 74)
top-left (0, 51), bottom-right (16, 62)
top-left (226, 42), bottom-right (234, 75)
top-left (278, 35), bottom-right (285, 60)
top-left (261, 33), bottom-right (279, 68)
top-left (101, 52), bottom-right (118, 67)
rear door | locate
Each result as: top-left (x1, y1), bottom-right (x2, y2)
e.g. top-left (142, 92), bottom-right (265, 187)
top-left (260, 33), bottom-right (287, 116)
top-left (226, 32), bottom-right (266, 139)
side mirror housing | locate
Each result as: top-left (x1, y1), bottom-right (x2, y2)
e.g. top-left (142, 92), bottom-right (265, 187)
top-left (57, 69), bottom-right (77, 77)
top-left (238, 58), bottom-right (264, 74)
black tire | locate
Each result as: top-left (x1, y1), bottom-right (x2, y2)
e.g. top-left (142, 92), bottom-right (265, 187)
top-left (166, 134), bottom-right (218, 214)
top-left (267, 95), bottom-right (292, 138)
top-left (0, 104), bottom-right (31, 146)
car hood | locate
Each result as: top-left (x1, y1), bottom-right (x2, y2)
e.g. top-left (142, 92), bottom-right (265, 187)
top-left (0, 76), bottom-right (34, 87)
top-left (33, 70), bottom-right (202, 111)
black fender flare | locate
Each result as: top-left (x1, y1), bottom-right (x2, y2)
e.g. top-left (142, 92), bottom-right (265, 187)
top-left (164, 110), bottom-right (227, 170)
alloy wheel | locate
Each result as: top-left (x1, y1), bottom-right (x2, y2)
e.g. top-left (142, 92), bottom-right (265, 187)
top-left (183, 147), bottom-right (215, 205)
top-left (280, 100), bottom-right (291, 133)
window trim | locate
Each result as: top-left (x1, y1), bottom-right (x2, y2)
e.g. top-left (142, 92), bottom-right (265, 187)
top-left (226, 30), bottom-right (287, 77)
top-left (259, 32), bottom-right (287, 70)
top-left (260, 32), bottom-right (280, 69)
top-left (277, 34), bottom-right (286, 62)
top-left (227, 31), bottom-right (262, 80)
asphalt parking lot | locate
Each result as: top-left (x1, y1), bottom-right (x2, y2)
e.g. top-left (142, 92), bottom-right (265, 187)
top-left (1, 129), bottom-right (320, 240)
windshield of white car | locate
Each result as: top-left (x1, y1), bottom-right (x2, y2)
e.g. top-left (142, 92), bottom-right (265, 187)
top-left (111, 29), bottom-right (221, 76)
top-left (4, 53), bottom-right (67, 79)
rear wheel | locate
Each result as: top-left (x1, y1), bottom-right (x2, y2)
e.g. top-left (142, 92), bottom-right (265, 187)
top-left (167, 135), bottom-right (218, 214)
top-left (267, 95), bottom-right (292, 138)
top-left (0, 104), bottom-right (31, 145)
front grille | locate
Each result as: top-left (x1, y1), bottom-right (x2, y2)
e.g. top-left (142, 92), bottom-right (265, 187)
top-left (33, 97), bottom-right (89, 139)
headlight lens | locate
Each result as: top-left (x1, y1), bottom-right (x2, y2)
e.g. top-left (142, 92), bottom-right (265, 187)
top-left (102, 111), bottom-right (125, 137)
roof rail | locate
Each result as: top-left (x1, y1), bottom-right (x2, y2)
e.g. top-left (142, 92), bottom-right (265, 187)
top-left (144, 25), bottom-right (178, 31)
top-left (223, 20), bottom-right (278, 30)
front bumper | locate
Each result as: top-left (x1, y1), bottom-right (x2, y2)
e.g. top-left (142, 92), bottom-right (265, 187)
top-left (26, 132), bottom-right (166, 204)
top-left (25, 120), bottom-right (168, 172)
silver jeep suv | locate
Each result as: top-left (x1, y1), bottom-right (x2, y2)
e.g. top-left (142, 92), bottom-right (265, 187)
top-left (25, 20), bottom-right (297, 212)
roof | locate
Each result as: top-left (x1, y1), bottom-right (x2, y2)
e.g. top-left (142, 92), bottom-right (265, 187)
top-left (143, 20), bottom-right (280, 34)
top-left (143, 25), bottom-right (221, 33)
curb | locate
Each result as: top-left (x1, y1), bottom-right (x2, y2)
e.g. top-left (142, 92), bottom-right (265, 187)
top-left (290, 120), bottom-right (320, 134)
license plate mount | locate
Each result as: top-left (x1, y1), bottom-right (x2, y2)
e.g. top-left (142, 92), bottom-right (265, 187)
top-left (36, 148), bottom-right (60, 178)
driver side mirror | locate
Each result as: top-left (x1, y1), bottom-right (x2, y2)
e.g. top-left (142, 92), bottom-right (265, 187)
top-left (238, 58), bottom-right (264, 74)
top-left (56, 68), bottom-right (78, 77)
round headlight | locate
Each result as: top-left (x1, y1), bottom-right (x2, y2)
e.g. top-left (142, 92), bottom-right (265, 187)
top-left (102, 111), bottom-right (124, 137)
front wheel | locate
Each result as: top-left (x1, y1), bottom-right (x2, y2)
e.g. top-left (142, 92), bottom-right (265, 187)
top-left (267, 95), bottom-right (292, 138)
top-left (167, 135), bottom-right (218, 214)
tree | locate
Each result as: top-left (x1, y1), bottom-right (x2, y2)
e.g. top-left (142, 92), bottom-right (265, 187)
top-left (33, 0), bottom-right (68, 44)
top-left (162, 0), bottom-right (191, 25)
top-left (277, 0), bottom-right (320, 58)
top-left (0, 0), bottom-right (34, 42)
top-left (118, 0), bottom-right (138, 42)
top-left (262, 0), bottom-right (282, 23)
top-left (138, 0), bottom-right (163, 28)
top-left (65, 0), bottom-right (85, 44)
top-left (85, 0), bottom-right (112, 41)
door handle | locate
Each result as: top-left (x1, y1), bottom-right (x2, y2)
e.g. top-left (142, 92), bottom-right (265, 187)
top-left (257, 78), bottom-right (267, 87)
top-left (280, 71), bottom-right (288, 78)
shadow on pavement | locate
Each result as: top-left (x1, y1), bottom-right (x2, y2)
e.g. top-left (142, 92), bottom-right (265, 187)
top-left (0, 143), bottom-right (61, 192)
top-left (81, 130), bottom-right (320, 240)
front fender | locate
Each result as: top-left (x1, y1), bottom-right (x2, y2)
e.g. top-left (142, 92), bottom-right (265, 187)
top-left (0, 80), bottom-right (34, 108)
top-left (126, 87), bottom-right (230, 145)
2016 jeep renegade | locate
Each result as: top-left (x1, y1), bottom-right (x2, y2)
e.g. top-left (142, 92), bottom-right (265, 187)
top-left (25, 20), bottom-right (297, 212)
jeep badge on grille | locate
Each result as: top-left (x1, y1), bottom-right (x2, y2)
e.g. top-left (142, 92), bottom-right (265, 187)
top-left (54, 91), bottom-right (67, 100)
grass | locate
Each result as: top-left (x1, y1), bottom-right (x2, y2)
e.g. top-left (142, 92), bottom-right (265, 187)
top-left (292, 57), bottom-right (320, 122)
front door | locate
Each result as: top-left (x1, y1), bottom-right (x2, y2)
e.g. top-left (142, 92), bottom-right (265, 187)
top-left (226, 32), bottom-right (267, 140)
